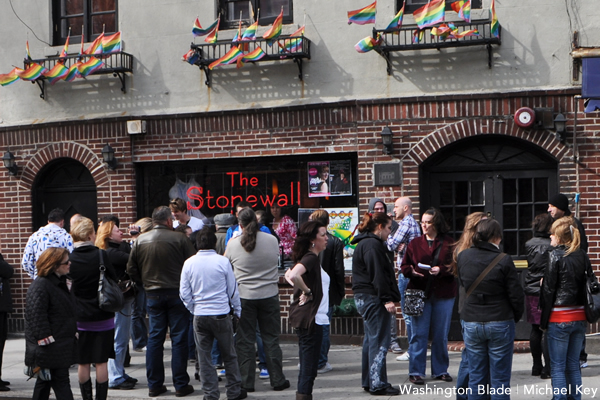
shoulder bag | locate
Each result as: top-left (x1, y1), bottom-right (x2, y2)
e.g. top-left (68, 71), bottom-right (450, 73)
top-left (97, 249), bottom-right (124, 312)
top-left (458, 252), bottom-right (506, 314)
top-left (404, 238), bottom-right (443, 317)
top-left (584, 261), bottom-right (600, 323)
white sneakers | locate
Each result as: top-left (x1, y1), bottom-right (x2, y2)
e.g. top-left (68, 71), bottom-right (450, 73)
top-left (396, 352), bottom-right (410, 361)
top-left (317, 363), bottom-right (333, 374)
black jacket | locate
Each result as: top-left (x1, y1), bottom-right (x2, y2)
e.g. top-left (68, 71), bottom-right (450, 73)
top-left (106, 240), bottom-right (131, 280)
top-left (540, 246), bottom-right (588, 329)
top-left (69, 244), bottom-right (117, 322)
top-left (351, 232), bottom-right (400, 303)
top-left (457, 242), bottom-right (524, 323)
top-left (0, 254), bottom-right (13, 313)
top-left (524, 234), bottom-right (551, 296)
top-left (319, 233), bottom-right (346, 307)
top-left (25, 274), bottom-right (77, 369)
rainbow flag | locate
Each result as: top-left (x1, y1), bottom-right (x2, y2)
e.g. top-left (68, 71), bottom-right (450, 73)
top-left (84, 33), bottom-right (104, 55)
top-left (451, 0), bottom-right (471, 23)
top-left (263, 9), bottom-right (284, 41)
top-left (242, 47), bottom-right (266, 62)
top-left (386, 3), bottom-right (404, 31)
top-left (64, 63), bottom-right (81, 82)
top-left (102, 32), bottom-right (121, 54)
top-left (280, 37), bottom-right (303, 54)
top-left (42, 63), bottom-right (69, 84)
top-left (490, 0), bottom-right (499, 38)
top-left (453, 28), bottom-right (479, 39)
top-left (26, 40), bottom-right (32, 61)
top-left (193, 18), bottom-right (219, 37)
top-left (182, 49), bottom-right (200, 65)
top-left (205, 19), bottom-right (219, 43)
top-left (232, 20), bottom-right (242, 42)
top-left (413, 28), bottom-right (425, 44)
top-left (431, 23), bottom-right (455, 40)
top-left (59, 34), bottom-right (70, 61)
top-left (354, 36), bottom-right (378, 53)
top-left (0, 68), bottom-right (21, 86)
top-left (208, 46), bottom-right (243, 70)
top-left (241, 21), bottom-right (258, 41)
top-left (414, 0), bottom-right (445, 29)
top-left (16, 63), bottom-right (46, 81)
top-left (290, 25), bottom-right (305, 37)
top-left (347, 1), bottom-right (377, 25)
top-left (78, 57), bottom-right (104, 77)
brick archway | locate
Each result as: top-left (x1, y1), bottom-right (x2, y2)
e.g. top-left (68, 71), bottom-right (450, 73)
top-left (404, 119), bottom-right (570, 165)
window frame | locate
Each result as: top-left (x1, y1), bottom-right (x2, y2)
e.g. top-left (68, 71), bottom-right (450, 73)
top-left (52, 0), bottom-right (118, 46)
top-left (218, 0), bottom-right (293, 30)
top-left (397, 0), bottom-right (482, 14)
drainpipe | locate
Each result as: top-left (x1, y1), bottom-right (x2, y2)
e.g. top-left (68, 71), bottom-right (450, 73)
top-left (573, 95), bottom-right (581, 218)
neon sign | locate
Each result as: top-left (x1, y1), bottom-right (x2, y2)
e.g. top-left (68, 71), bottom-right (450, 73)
top-left (186, 172), bottom-right (301, 211)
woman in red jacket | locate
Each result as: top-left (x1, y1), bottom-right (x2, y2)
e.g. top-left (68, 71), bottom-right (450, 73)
top-left (401, 208), bottom-right (456, 385)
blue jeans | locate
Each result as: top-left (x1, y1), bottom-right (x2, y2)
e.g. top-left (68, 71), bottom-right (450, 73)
top-left (463, 320), bottom-right (515, 400)
top-left (547, 320), bottom-right (586, 400)
top-left (398, 274), bottom-right (412, 341)
top-left (409, 296), bottom-right (454, 377)
top-left (146, 289), bottom-right (191, 391)
top-left (318, 305), bottom-right (334, 369)
top-left (108, 297), bottom-right (134, 387)
top-left (131, 287), bottom-right (148, 350)
top-left (355, 293), bottom-right (392, 392)
top-left (297, 325), bottom-right (323, 395)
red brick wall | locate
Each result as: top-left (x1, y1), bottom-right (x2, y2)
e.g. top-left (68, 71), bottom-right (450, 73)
top-left (1, 88), bottom-right (598, 334)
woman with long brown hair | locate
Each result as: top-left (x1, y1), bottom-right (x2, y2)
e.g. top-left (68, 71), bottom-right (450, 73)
top-left (352, 212), bottom-right (400, 396)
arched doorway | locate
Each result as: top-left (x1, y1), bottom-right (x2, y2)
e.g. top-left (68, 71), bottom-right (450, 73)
top-left (32, 158), bottom-right (98, 232)
top-left (420, 134), bottom-right (559, 340)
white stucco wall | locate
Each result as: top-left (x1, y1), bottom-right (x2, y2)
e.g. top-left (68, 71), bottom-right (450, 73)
top-left (0, 0), bottom-right (597, 127)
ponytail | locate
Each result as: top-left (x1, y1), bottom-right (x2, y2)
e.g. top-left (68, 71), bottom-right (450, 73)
top-left (238, 208), bottom-right (259, 252)
top-left (358, 212), bottom-right (391, 234)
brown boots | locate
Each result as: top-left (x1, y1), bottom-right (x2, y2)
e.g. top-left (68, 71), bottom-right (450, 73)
top-left (296, 392), bottom-right (313, 400)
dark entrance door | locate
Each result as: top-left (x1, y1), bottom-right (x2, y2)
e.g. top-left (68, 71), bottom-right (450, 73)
top-left (420, 135), bottom-right (558, 340)
top-left (32, 158), bottom-right (98, 232)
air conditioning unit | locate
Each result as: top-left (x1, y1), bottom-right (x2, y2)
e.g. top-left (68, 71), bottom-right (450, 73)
top-left (127, 120), bottom-right (146, 135)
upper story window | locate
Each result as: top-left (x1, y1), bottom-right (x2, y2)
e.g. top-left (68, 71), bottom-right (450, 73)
top-left (218, 0), bottom-right (293, 30)
top-left (398, 0), bottom-right (481, 14)
top-left (52, 0), bottom-right (118, 46)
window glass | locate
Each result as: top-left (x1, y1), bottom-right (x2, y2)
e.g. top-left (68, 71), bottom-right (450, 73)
top-left (260, 0), bottom-right (290, 18)
top-left (92, 0), bottom-right (115, 12)
top-left (65, 0), bottom-right (83, 15)
top-left (54, 0), bottom-right (117, 45)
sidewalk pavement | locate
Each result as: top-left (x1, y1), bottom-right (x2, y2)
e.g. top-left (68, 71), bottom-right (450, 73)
top-left (2, 335), bottom-right (598, 400)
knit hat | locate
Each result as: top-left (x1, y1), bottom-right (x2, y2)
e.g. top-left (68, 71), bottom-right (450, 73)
top-left (549, 194), bottom-right (570, 214)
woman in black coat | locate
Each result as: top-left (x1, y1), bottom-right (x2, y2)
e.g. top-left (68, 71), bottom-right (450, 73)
top-left (25, 247), bottom-right (77, 400)
top-left (69, 217), bottom-right (117, 400)
top-left (0, 248), bottom-right (14, 391)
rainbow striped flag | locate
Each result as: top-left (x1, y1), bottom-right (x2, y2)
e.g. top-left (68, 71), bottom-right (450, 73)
top-left (242, 47), bottom-right (266, 62)
top-left (355, 36), bottom-right (376, 53)
top-left (84, 33), bottom-right (104, 55)
top-left (182, 49), bottom-right (200, 65)
top-left (193, 18), bottom-right (219, 37)
top-left (78, 57), bottom-right (104, 77)
top-left (208, 46), bottom-right (243, 70)
top-left (290, 25), bottom-right (305, 37)
top-left (451, 0), bottom-right (471, 23)
top-left (205, 19), bottom-right (219, 43)
top-left (0, 68), bottom-right (21, 86)
top-left (414, 0), bottom-right (445, 29)
top-left (490, 0), bottom-right (499, 38)
top-left (59, 34), bottom-right (70, 61)
top-left (412, 28), bottom-right (425, 44)
top-left (347, 1), bottom-right (377, 25)
top-left (42, 63), bottom-right (69, 84)
top-left (232, 20), bottom-right (242, 42)
top-left (241, 21), bottom-right (258, 41)
top-left (386, 3), bottom-right (404, 31)
top-left (26, 40), bottom-right (32, 61)
top-left (16, 63), bottom-right (46, 81)
top-left (102, 32), bottom-right (121, 54)
top-left (64, 63), bottom-right (81, 82)
top-left (263, 9), bottom-right (284, 41)
top-left (280, 38), bottom-right (303, 54)
top-left (431, 24), bottom-right (453, 40)
top-left (453, 28), bottom-right (479, 39)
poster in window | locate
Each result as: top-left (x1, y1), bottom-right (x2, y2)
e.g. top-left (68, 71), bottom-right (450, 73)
top-left (297, 207), bottom-right (359, 271)
top-left (308, 161), bottom-right (331, 197)
top-left (308, 160), bottom-right (352, 197)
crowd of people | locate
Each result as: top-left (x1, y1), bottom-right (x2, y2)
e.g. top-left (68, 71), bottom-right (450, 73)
top-left (0, 192), bottom-right (593, 400)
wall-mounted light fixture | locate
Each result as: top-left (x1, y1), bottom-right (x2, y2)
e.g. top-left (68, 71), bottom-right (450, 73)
top-left (380, 126), bottom-right (393, 155)
top-left (554, 113), bottom-right (567, 143)
top-left (101, 144), bottom-right (118, 170)
top-left (2, 150), bottom-right (18, 176)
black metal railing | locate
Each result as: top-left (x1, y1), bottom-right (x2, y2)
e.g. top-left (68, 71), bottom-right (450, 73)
top-left (188, 36), bottom-right (311, 86)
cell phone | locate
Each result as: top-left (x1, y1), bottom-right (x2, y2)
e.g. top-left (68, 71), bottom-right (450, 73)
top-left (129, 226), bottom-right (140, 235)
top-left (417, 263), bottom-right (432, 270)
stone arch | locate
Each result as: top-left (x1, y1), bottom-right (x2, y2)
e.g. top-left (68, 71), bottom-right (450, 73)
top-left (403, 118), bottom-right (570, 165)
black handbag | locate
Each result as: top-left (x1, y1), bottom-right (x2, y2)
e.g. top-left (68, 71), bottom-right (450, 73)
top-left (584, 261), bottom-right (600, 323)
top-left (404, 238), bottom-right (443, 317)
top-left (97, 250), bottom-right (124, 312)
